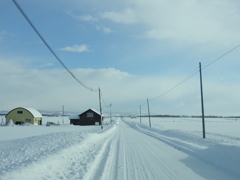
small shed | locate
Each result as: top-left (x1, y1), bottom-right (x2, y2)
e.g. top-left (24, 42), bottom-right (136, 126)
top-left (5, 107), bottom-right (42, 125)
top-left (70, 109), bottom-right (102, 126)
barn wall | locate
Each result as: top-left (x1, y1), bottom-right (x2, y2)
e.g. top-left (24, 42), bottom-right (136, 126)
top-left (6, 108), bottom-right (34, 125)
top-left (5, 108), bottom-right (42, 125)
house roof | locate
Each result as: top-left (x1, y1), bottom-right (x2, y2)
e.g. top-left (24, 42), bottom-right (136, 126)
top-left (80, 109), bottom-right (101, 116)
top-left (69, 109), bottom-right (102, 120)
top-left (5, 107), bottom-right (42, 118)
top-left (69, 114), bottom-right (80, 119)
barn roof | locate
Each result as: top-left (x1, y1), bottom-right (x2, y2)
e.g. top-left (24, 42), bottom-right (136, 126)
top-left (5, 107), bottom-right (42, 118)
top-left (24, 107), bottom-right (42, 117)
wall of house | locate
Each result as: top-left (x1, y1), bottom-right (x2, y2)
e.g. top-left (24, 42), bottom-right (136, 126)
top-left (79, 110), bottom-right (101, 125)
top-left (70, 119), bottom-right (81, 125)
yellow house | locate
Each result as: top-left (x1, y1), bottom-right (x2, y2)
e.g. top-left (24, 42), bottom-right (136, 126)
top-left (5, 107), bottom-right (42, 125)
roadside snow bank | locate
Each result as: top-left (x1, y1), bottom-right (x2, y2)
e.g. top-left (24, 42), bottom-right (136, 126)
top-left (0, 123), bottom-right (117, 180)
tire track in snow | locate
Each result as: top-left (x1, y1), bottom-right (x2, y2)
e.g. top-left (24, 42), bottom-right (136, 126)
top-left (98, 127), bottom-right (128, 180)
top-left (82, 122), bottom-right (125, 180)
top-left (91, 119), bottom-right (205, 180)
top-left (121, 121), bottom-right (184, 180)
top-left (123, 119), bottom-right (240, 180)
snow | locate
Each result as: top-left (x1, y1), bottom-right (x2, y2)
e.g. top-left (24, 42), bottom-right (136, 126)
top-left (23, 107), bottom-right (43, 117)
top-left (5, 119), bottom-right (14, 126)
top-left (0, 116), bottom-right (240, 180)
top-left (6, 107), bottom-right (42, 117)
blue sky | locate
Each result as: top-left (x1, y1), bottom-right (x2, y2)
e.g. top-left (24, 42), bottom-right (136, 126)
top-left (1, 0), bottom-right (240, 116)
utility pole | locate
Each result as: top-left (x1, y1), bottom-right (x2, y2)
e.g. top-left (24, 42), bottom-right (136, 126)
top-left (110, 103), bottom-right (112, 124)
top-left (62, 105), bottom-right (64, 125)
top-left (140, 105), bottom-right (142, 123)
top-left (199, 62), bottom-right (206, 138)
top-left (99, 87), bottom-right (103, 129)
top-left (147, 98), bottom-right (151, 128)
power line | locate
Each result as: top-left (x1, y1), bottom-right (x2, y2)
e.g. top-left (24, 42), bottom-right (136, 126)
top-left (147, 44), bottom-right (240, 102)
top-left (100, 91), bottom-right (112, 108)
top-left (202, 44), bottom-right (240, 70)
top-left (140, 99), bottom-right (147, 107)
top-left (149, 67), bottom-right (199, 101)
top-left (12, 0), bottom-right (98, 92)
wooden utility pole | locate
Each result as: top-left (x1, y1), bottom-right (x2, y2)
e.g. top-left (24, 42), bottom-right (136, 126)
top-left (140, 105), bottom-right (142, 123)
top-left (199, 62), bottom-right (206, 138)
top-left (147, 98), bottom-right (151, 128)
top-left (99, 87), bottom-right (103, 129)
top-left (110, 103), bottom-right (112, 124)
top-left (62, 105), bottom-right (64, 125)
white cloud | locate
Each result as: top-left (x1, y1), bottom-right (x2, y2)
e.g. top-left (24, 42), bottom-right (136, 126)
top-left (38, 63), bottom-right (54, 67)
top-left (1, 56), bottom-right (240, 116)
top-left (95, 25), bottom-right (114, 34)
top-left (66, 11), bottom-right (98, 22)
top-left (60, 44), bottom-right (91, 52)
top-left (78, 15), bottom-right (98, 22)
top-left (100, 8), bottom-right (138, 24)
top-left (100, 0), bottom-right (240, 44)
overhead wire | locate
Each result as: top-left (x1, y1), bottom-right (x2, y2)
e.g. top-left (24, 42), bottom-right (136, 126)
top-left (12, 0), bottom-right (98, 92)
top-left (149, 67), bottom-right (199, 101)
top-left (146, 43), bottom-right (240, 103)
top-left (100, 91), bottom-right (112, 108)
top-left (202, 44), bottom-right (240, 70)
top-left (140, 99), bottom-right (147, 107)
top-left (12, 0), bottom-right (240, 111)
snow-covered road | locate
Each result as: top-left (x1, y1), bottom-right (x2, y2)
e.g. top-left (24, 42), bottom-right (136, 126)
top-left (0, 118), bottom-right (239, 180)
top-left (98, 119), bottom-right (238, 180)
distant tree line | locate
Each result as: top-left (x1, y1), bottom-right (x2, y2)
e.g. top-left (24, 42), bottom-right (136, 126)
top-left (138, 115), bottom-right (240, 118)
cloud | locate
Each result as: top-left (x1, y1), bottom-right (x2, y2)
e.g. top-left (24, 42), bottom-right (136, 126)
top-left (78, 15), bottom-right (98, 22)
top-left (38, 63), bottom-right (54, 67)
top-left (100, 8), bottom-right (138, 24)
top-left (100, 0), bottom-right (240, 44)
top-left (66, 11), bottom-right (98, 22)
top-left (95, 25), bottom-right (114, 34)
top-left (60, 44), bottom-right (91, 52)
top-left (1, 56), bottom-right (240, 116)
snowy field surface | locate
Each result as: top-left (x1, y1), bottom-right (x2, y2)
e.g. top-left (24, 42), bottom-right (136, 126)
top-left (0, 116), bottom-right (240, 180)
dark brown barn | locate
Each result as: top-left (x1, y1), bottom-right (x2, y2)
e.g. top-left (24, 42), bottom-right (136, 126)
top-left (70, 109), bottom-right (102, 126)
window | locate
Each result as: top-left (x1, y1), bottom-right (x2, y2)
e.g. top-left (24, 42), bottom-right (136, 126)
top-left (26, 119), bottom-right (31, 122)
top-left (87, 113), bottom-right (93, 118)
top-left (17, 111), bottom-right (23, 114)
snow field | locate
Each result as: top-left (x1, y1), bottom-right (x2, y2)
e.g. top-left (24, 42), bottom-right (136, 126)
top-left (0, 119), bottom-right (117, 180)
top-left (1, 116), bottom-right (240, 179)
